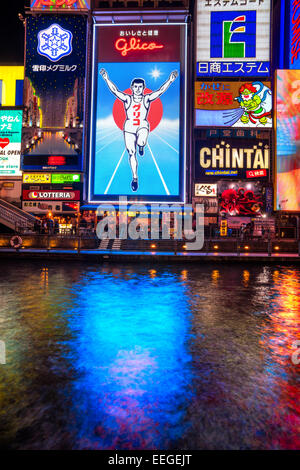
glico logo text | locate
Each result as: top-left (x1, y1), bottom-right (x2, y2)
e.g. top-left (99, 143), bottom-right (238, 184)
top-left (115, 38), bottom-right (164, 57)
top-left (210, 10), bottom-right (256, 59)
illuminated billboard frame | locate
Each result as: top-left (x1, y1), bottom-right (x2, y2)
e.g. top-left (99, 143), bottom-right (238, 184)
top-left (195, 136), bottom-right (270, 180)
top-left (88, 22), bottom-right (187, 204)
top-left (275, 70), bottom-right (300, 211)
top-left (196, 0), bottom-right (271, 77)
top-left (22, 14), bottom-right (87, 172)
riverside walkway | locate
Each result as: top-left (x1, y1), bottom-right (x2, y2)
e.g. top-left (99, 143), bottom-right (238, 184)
top-left (0, 246), bottom-right (299, 263)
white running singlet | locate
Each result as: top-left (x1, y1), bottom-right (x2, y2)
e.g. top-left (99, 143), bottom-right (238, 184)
top-left (124, 96), bottom-right (150, 135)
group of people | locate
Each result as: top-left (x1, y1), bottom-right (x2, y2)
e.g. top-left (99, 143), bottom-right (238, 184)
top-left (33, 216), bottom-right (76, 235)
top-left (240, 222), bottom-right (254, 240)
top-left (34, 217), bottom-right (58, 234)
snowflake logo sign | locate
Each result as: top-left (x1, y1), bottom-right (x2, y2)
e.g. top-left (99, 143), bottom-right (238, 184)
top-left (37, 23), bottom-right (73, 62)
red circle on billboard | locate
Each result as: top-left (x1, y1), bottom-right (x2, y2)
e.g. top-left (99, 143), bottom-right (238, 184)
top-left (112, 88), bottom-right (163, 132)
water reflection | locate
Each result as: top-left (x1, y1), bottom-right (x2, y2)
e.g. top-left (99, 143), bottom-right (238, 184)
top-left (0, 262), bottom-right (299, 450)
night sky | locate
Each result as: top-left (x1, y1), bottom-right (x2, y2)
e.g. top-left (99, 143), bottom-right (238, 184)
top-left (0, 0), bottom-right (29, 64)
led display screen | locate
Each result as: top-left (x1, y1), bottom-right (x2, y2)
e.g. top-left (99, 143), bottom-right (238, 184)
top-left (276, 70), bottom-right (300, 211)
top-left (89, 23), bottom-right (187, 203)
top-left (218, 180), bottom-right (266, 217)
top-left (0, 109), bottom-right (23, 175)
top-left (22, 15), bottom-right (87, 171)
top-left (196, 0), bottom-right (271, 77)
top-left (195, 80), bottom-right (272, 127)
top-left (289, 0), bottom-right (300, 69)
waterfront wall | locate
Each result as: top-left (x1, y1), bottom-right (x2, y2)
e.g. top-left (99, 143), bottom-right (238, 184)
top-left (0, 234), bottom-right (299, 253)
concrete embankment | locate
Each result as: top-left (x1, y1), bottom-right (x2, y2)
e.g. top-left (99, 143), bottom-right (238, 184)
top-left (0, 233), bottom-right (299, 263)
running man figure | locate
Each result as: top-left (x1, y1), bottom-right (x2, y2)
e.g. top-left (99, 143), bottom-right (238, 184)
top-left (100, 68), bottom-right (178, 191)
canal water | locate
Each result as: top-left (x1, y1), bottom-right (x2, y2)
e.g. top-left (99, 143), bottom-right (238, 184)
top-left (0, 261), bottom-right (299, 450)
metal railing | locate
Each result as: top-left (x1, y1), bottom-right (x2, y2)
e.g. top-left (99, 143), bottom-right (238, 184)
top-left (0, 199), bottom-right (36, 232)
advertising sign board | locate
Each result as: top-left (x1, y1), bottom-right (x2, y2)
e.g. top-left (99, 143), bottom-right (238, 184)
top-left (22, 15), bottom-right (87, 171)
top-left (0, 109), bottom-right (23, 176)
top-left (89, 23), bottom-right (187, 203)
top-left (196, 0), bottom-right (271, 77)
top-left (195, 80), bottom-right (272, 127)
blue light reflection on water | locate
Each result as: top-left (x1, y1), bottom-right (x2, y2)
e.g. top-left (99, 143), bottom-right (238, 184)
top-left (64, 268), bottom-right (194, 449)
top-left (0, 262), bottom-right (300, 450)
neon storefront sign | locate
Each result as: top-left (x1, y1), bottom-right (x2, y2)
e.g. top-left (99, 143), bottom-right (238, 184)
top-left (31, 1), bottom-right (90, 9)
top-left (115, 38), bottom-right (164, 57)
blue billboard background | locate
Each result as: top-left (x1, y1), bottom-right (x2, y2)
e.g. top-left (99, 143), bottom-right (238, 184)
top-left (22, 15), bottom-right (87, 171)
top-left (92, 61), bottom-right (181, 199)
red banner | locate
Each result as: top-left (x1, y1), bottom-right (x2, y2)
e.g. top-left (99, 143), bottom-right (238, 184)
top-left (246, 169), bottom-right (267, 178)
top-left (23, 190), bottom-right (81, 201)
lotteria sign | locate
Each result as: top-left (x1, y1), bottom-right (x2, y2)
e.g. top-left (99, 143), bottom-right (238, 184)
top-left (196, 0), bottom-right (271, 76)
top-left (89, 23), bottom-right (187, 203)
top-left (195, 137), bottom-right (269, 179)
top-left (23, 190), bottom-right (80, 200)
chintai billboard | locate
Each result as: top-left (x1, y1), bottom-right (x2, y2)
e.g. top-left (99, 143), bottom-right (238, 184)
top-left (22, 15), bottom-right (87, 171)
top-left (276, 70), bottom-right (300, 211)
top-left (195, 136), bottom-right (270, 180)
top-left (88, 23), bottom-right (187, 203)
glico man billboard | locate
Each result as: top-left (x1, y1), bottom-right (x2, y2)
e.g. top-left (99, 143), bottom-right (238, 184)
top-left (22, 15), bottom-right (87, 171)
top-left (196, 0), bottom-right (271, 77)
top-left (88, 23), bottom-right (187, 203)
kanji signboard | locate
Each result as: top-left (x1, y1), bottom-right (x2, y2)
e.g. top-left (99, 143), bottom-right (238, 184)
top-left (0, 110), bottom-right (23, 176)
top-left (194, 80), bottom-right (272, 127)
top-left (22, 15), bottom-right (87, 171)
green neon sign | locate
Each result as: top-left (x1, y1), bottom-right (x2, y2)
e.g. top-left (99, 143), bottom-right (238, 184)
top-left (51, 174), bottom-right (81, 184)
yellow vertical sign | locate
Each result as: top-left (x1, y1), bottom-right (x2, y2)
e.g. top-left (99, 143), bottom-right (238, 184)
top-left (220, 220), bottom-right (227, 237)
top-left (0, 66), bottom-right (24, 106)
